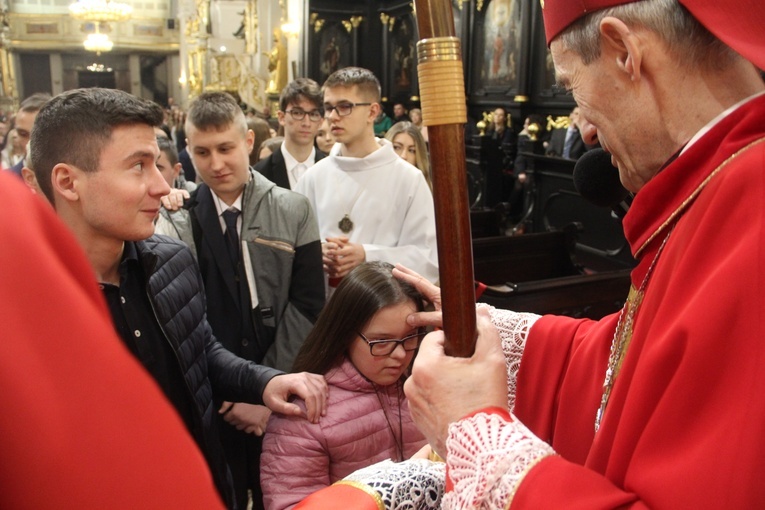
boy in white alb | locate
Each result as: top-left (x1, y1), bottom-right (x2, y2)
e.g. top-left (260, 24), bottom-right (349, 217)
top-left (295, 67), bottom-right (438, 286)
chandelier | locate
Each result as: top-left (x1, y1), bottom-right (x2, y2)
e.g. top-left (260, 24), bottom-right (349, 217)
top-left (69, 0), bottom-right (132, 22)
top-left (83, 32), bottom-right (114, 54)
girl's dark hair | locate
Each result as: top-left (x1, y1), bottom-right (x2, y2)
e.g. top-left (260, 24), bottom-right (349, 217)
top-left (292, 261), bottom-right (424, 375)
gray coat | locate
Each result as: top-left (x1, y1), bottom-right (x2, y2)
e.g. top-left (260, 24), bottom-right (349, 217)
top-left (155, 169), bottom-right (325, 372)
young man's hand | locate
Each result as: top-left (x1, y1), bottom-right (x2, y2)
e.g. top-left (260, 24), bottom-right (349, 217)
top-left (324, 236), bottom-right (365, 278)
top-left (219, 402), bottom-right (272, 436)
top-left (262, 372), bottom-right (328, 423)
top-left (160, 188), bottom-right (189, 211)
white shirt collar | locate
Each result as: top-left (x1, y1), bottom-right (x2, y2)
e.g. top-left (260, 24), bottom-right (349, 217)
top-left (281, 144), bottom-right (316, 188)
top-left (211, 190), bottom-right (243, 217)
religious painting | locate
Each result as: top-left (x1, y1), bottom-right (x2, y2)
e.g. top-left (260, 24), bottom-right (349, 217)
top-left (472, 0), bottom-right (524, 94)
top-left (134, 24), bottom-right (163, 37)
top-left (316, 23), bottom-right (352, 84)
top-left (26, 23), bottom-right (58, 35)
top-left (389, 14), bottom-right (417, 97)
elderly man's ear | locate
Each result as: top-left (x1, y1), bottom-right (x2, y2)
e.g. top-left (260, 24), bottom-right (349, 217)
top-left (600, 16), bottom-right (643, 82)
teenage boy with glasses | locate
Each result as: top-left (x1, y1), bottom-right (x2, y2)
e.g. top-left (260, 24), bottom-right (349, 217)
top-left (255, 78), bottom-right (327, 190)
top-left (295, 67), bottom-right (439, 291)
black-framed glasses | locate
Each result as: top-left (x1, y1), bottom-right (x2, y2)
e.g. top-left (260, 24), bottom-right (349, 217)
top-left (358, 331), bottom-right (426, 356)
top-left (324, 102), bottom-right (372, 118)
top-left (284, 109), bottom-right (323, 122)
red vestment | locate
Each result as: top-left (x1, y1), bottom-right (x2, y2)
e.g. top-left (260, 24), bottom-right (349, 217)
top-left (512, 93), bottom-right (765, 507)
top-left (0, 175), bottom-right (224, 509)
top-left (271, 94), bottom-right (765, 510)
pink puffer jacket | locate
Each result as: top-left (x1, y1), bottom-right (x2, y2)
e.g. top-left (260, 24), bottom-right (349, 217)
top-left (260, 358), bottom-right (427, 510)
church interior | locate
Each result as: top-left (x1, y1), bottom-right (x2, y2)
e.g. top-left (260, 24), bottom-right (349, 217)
top-left (0, 0), bottom-right (636, 319)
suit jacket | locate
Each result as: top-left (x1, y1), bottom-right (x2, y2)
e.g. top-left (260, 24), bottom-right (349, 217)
top-left (254, 147), bottom-right (327, 190)
top-left (546, 127), bottom-right (586, 160)
top-left (178, 148), bottom-right (197, 184)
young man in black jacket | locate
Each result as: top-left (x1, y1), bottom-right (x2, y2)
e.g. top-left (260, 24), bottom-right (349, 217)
top-left (254, 77), bottom-right (327, 190)
top-left (28, 87), bottom-right (327, 510)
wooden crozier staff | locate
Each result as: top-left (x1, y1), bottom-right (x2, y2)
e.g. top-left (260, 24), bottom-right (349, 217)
top-left (291, 6), bottom-right (478, 508)
top-left (415, 0), bottom-right (476, 357)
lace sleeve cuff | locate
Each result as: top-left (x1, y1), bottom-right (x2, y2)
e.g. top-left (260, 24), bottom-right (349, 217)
top-left (443, 411), bottom-right (555, 509)
top-left (477, 304), bottom-right (540, 411)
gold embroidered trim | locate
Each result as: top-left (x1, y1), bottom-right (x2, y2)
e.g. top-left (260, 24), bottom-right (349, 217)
top-left (635, 138), bottom-right (765, 258)
top-left (635, 137), bottom-right (765, 258)
top-left (597, 136), bottom-right (765, 432)
top-left (333, 480), bottom-right (385, 510)
top-left (504, 454), bottom-right (557, 510)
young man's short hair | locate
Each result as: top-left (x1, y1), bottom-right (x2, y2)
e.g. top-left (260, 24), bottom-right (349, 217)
top-left (279, 78), bottom-right (322, 112)
top-left (186, 91), bottom-right (247, 135)
top-left (19, 92), bottom-right (52, 114)
top-left (29, 88), bottom-right (163, 203)
top-left (322, 67), bottom-right (381, 103)
top-left (157, 135), bottom-right (179, 166)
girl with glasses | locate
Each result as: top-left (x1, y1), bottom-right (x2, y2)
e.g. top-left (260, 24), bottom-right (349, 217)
top-left (260, 261), bottom-right (428, 510)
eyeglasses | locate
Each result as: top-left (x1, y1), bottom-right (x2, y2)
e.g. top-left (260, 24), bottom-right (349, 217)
top-left (284, 109), bottom-right (324, 122)
top-left (324, 102), bottom-right (372, 118)
top-left (358, 331), bottom-right (426, 356)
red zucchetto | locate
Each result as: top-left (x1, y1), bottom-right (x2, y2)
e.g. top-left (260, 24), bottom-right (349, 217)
top-left (541, 0), bottom-right (765, 70)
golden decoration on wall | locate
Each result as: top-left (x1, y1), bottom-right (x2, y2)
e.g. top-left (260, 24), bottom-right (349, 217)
top-left (210, 55), bottom-right (239, 90)
top-left (342, 16), bottom-right (364, 33)
top-left (310, 13), bottom-right (325, 33)
top-left (187, 48), bottom-right (206, 98)
top-left (0, 9), bottom-right (16, 102)
top-left (244, 2), bottom-right (258, 55)
top-left (264, 29), bottom-right (288, 95)
top-left (527, 122), bottom-right (540, 141)
top-left (183, 0), bottom-right (211, 100)
top-left (477, 0), bottom-right (485, 12)
top-left (380, 13), bottom-right (395, 32)
top-left (547, 115), bottom-right (571, 130)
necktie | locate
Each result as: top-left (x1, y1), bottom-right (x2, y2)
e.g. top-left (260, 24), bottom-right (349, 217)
top-left (222, 209), bottom-right (240, 267)
top-left (563, 129), bottom-right (576, 159)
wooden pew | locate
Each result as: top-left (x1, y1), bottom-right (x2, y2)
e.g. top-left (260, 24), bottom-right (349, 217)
top-left (470, 208), bottom-right (503, 238)
top-left (472, 228), bottom-right (631, 319)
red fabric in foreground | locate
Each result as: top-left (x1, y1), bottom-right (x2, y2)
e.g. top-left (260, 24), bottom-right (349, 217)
top-left (295, 483), bottom-right (381, 510)
top-left (0, 175), bottom-right (224, 509)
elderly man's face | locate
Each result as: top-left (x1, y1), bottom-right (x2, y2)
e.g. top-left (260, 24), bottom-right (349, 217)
top-left (550, 38), bottom-right (663, 192)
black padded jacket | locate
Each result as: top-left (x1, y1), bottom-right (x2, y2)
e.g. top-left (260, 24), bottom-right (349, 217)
top-left (137, 235), bottom-right (282, 509)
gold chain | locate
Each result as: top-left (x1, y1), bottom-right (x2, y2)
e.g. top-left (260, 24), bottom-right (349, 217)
top-left (595, 135), bottom-right (765, 432)
top-left (595, 227), bottom-right (672, 432)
